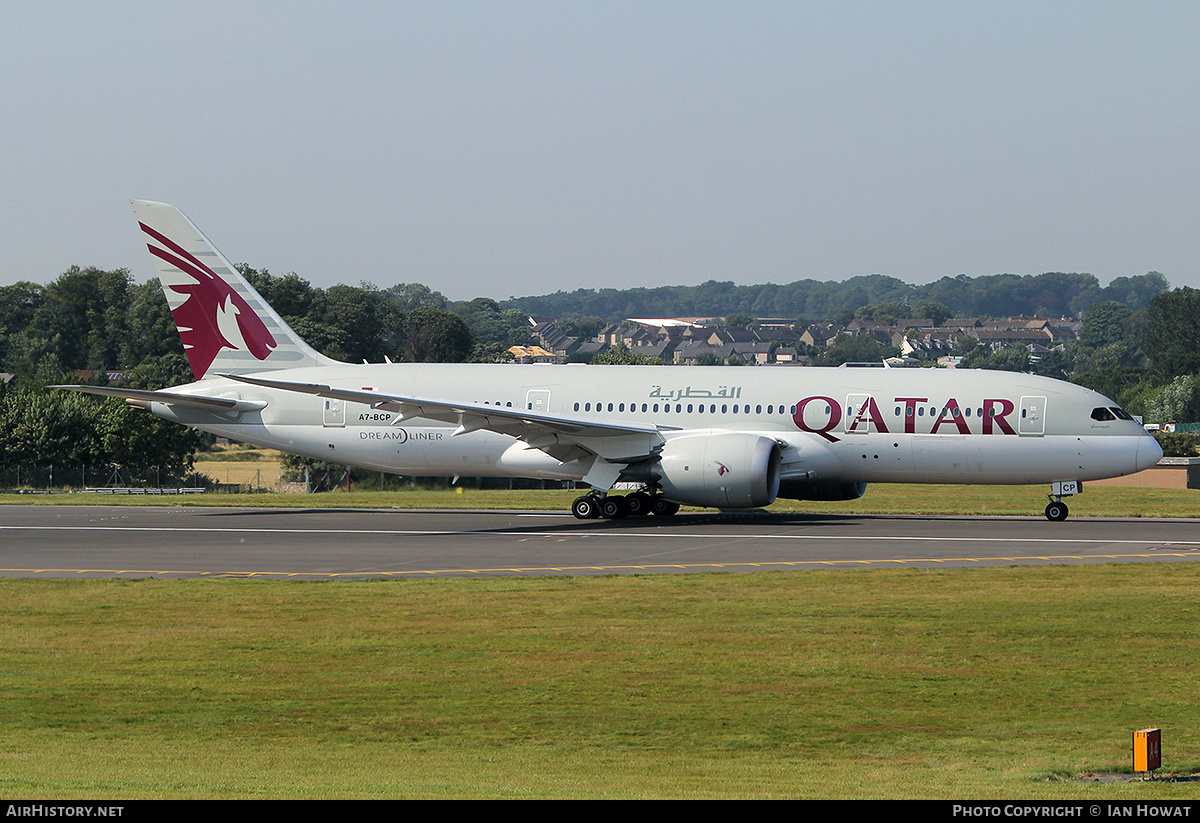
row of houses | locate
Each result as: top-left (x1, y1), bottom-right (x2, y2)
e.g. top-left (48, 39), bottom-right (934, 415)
top-left (513, 315), bottom-right (1082, 366)
top-left (840, 317), bottom-right (1081, 362)
top-left (515, 317), bottom-right (807, 365)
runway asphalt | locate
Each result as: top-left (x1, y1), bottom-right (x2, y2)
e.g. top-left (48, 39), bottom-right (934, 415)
top-left (0, 504), bottom-right (1198, 579)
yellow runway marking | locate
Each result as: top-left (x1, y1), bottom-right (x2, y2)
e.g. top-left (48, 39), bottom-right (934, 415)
top-left (4, 522), bottom-right (1200, 545)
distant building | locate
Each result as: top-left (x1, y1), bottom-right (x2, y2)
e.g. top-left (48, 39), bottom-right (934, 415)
top-left (507, 345), bottom-right (559, 364)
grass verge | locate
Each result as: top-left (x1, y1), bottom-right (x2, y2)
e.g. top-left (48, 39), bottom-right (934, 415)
top-left (1, 484), bottom-right (1195, 518)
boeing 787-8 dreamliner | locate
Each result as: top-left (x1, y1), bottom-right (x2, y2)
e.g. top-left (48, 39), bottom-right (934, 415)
top-left (59, 201), bottom-right (1162, 521)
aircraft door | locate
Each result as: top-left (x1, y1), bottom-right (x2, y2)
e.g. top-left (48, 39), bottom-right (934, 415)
top-left (1019, 396), bottom-right (1046, 436)
top-left (844, 394), bottom-right (883, 434)
top-left (323, 398), bottom-right (345, 427)
top-left (526, 390), bottom-right (551, 413)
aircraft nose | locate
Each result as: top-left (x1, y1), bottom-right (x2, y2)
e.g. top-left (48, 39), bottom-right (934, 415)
top-left (1137, 434), bottom-right (1164, 472)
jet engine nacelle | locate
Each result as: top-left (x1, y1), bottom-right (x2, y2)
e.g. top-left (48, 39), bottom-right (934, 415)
top-left (654, 432), bottom-right (782, 509)
top-left (777, 479), bottom-right (868, 501)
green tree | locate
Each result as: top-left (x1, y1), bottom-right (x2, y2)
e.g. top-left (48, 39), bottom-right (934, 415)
top-left (403, 307), bottom-right (473, 363)
top-left (0, 388), bottom-right (201, 486)
top-left (0, 282), bottom-right (44, 372)
top-left (280, 317), bottom-right (352, 361)
top-left (913, 300), bottom-right (951, 326)
top-left (41, 267), bottom-right (135, 371)
top-left (1074, 341), bottom-right (1138, 374)
top-left (97, 399), bottom-right (199, 478)
top-left (980, 348), bottom-right (1032, 373)
top-left (829, 308), bottom-right (855, 327)
top-left (239, 267), bottom-right (316, 319)
top-left (1144, 287), bottom-right (1200, 377)
top-left (953, 335), bottom-right (981, 360)
top-left (4, 268), bottom-right (137, 378)
top-left (1101, 271), bottom-right (1170, 311)
top-left (453, 298), bottom-right (535, 350)
top-left (723, 313), bottom-right (756, 328)
top-left (559, 316), bottom-right (606, 340)
top-left (468, 342), bottom-right (517, 364)
top-left (120, 279), bottom-right (185, 368)
top-left (1079, 301), bottom-right (1135, 349)
top-left (818, 334), bottom-right (899, 366)
top-left (384, 283), bottom-right (449, 313)
top-left (961, 346), bottom-right (1030, 373)
top-left (591, 345), bottom-right (661, 365)
top-left (0, 389), bottom-right (103, 469)
top-left (853, 301), bottom-right (908, 325)
top-left (1071, 366), bottom-right (1158, 404)
top-left (120, 353), bottom-right (194, 391)
top-left (315, 283), bottom-right (402, 363)
top-left (1032, 348), bottom-right (1073, 381)
top-left (1145, 373), bottom-right (1200, 424)
top-left (1153, 431), bottom-right (1199, 457)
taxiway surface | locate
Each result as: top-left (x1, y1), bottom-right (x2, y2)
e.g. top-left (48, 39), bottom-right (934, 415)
top-left (0, 504), bottom-right (1197, 579)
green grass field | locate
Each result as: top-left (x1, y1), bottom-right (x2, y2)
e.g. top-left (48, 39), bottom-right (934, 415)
top-left (1, 566), bottom-right (1199, 798)
top-left (4, 483), bottom-right (1196, 519)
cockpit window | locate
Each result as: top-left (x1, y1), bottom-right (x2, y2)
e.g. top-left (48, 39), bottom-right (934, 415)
top-left (1110, 407), bottom-right (1134, 421)
top-left (1091, 407), bottom-right (1116, 421)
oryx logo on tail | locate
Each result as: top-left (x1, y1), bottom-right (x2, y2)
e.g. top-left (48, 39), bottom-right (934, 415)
top-left (139, 221), bottom-right (277, 379)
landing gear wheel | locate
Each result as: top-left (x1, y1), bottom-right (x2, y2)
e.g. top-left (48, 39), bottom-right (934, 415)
top-left (572, 495), bottom-right (601, 520)
top-left (650, 497), bottom-right (680, 517)
top-left (600, 496), bottom-right (630, 520)
top-left (1045, 501), bottom-right (1069, 522)
top-left (626, 492), bottom-right (653, 517)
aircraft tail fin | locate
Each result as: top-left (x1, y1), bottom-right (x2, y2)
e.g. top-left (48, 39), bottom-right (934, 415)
top-left (131, 200), bottom-right (341, 379)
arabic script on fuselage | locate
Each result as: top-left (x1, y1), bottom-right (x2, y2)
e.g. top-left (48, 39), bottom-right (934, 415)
top-left (649, 385), bottom-right (743, 402)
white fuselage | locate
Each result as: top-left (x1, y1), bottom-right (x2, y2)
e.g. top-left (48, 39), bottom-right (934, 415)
top-left (149, 363), bottom-right (1161, 487)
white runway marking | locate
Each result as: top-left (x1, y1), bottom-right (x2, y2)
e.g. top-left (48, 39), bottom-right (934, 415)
top-left (3, 522), bottom-right (1200, 548)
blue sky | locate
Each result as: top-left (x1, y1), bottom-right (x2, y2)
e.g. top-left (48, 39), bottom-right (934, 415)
top-left (2, 1), bottom-right (1197, 300)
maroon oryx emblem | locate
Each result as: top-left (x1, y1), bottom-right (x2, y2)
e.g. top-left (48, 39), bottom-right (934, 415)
top-left (140, 222), bottom-right (277, 378)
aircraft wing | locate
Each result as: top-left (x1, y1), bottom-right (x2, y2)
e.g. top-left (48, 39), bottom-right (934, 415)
top-left (223, 373), bottom-right (672, 464)
top-left (53, 385), bottom-right (267, 413)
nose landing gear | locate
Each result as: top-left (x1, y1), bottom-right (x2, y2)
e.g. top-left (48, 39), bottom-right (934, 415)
top-left (1045, 480), bottom-right (1080, 522)
top-left (1044, 500), bottom-right (1069, 522)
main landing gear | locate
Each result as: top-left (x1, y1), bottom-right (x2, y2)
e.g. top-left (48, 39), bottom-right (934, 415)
top-left (571, 491), bottom-right (679, 520)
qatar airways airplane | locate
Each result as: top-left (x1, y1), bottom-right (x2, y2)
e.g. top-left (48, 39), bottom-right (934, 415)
top-left (60, 201), bottom-right (1162, 521)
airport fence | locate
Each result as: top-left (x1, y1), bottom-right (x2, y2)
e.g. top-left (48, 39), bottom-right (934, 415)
top-left (0, 464), bottom-right (210, 493)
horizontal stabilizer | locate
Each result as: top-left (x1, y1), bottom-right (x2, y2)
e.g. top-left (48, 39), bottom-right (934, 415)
top-left (53, 385), bottom-right (267, 413)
